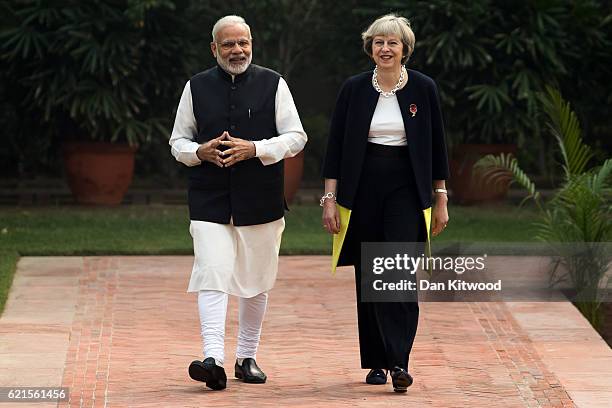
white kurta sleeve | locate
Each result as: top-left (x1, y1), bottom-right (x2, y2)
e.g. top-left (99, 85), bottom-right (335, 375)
top-left (169, 81), bottom-right (201, 167)
top-left (253, 77), bottom-right (307, 166)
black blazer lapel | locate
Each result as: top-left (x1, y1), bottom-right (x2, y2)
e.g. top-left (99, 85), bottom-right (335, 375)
top-left (396, 75), bottom-right (429, 209)
top-left (396, 83), bottom-right (421, 145)
top-left (352, 80), bottom-right (381, 165)
top-left (357, 81), bottom-right (380, 144)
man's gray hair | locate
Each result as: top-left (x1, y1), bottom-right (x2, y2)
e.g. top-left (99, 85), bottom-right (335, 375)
top-left (211, 15), bottom-right (252, 41)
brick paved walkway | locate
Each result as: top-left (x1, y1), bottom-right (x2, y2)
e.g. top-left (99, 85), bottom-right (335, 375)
top-left (1, 256), bottom-right (610, 407)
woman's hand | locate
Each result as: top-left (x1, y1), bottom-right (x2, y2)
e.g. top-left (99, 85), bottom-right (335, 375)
top-left (322, 200), bottom-right (341, 234)
top-left (431, 194), bottom-right (449, 237)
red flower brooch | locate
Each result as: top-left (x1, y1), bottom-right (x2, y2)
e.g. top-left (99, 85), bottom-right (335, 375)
top-left (409, 104), bottom-right (417, 117)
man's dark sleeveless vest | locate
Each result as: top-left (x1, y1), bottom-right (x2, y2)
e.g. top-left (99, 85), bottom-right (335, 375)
top-left (188, 64), bottom-right (284, 226)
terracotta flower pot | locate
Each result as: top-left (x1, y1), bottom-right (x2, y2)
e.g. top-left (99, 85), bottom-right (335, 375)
top-left (449, 143), bottom-right (517, 204)
top-left (62, 141), bottom-right (136, 205)
top-left (284, 151), bottom-right (304, 204)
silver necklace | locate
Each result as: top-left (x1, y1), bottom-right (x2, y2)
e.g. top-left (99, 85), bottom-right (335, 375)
top-left (372, 66), bottom-right (405, 97)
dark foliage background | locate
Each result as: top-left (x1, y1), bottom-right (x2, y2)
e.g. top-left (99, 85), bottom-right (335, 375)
top-left (1, 0), bottom-right (610, 186)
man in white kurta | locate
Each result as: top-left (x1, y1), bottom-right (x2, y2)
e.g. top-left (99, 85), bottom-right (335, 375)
top-left (169, 15), bottom-right (306, 391)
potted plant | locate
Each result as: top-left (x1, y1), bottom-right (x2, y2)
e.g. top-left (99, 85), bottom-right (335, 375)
top-left (448, 133), bottom-right (518, 205)
top-left (1, 1), bottom-right (194, 204)
top-left (476, 86), bottom-right (611, 328)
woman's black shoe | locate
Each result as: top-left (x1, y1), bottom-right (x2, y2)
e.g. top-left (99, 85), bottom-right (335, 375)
top-left (234, 358), bottom-right (267, 383)
top-left (365, 369), bottom-right (388, 384)
top-left (188, 357), bottom-right (227, 390)
top-left (390, 367), bottom-right (413, 393)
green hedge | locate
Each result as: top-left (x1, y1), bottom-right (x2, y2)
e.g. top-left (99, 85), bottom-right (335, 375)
top-left (2, 0), bottom-right (610, 182)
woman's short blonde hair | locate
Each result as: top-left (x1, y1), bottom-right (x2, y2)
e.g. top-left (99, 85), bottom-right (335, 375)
top-left (362, 14), bottom-right (415, 64)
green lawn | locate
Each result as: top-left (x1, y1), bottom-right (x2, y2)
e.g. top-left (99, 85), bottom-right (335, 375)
top-left (0, 203), bottom-right (539, 313)
top-left (0, 250), bottom-right (18, 315)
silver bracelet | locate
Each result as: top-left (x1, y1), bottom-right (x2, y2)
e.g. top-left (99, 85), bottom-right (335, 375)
top-left (434, 188), bottom-right (448, 194)
top-left (319, 192), bottom-right (336, 207)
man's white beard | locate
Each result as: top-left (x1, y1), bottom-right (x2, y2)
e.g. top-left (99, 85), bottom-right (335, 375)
top-left (217, 53), bottom-right (252, 75)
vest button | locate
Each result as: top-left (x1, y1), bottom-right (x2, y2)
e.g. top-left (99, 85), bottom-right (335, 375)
top-left (231, 86), bottom-right (236, 90)
top-left (230, 104), bottom-right (236, 110)
top-left (230, 124), bottom-right (236, 130)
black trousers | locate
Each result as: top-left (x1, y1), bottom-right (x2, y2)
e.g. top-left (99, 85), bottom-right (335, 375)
top-left (344, 143), bottom-right (425, 370)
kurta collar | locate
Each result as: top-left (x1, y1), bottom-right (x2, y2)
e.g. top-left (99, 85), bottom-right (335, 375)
top-left (216, 63), bottom-right (252, 83)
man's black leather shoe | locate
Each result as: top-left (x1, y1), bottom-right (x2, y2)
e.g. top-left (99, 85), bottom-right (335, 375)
top-left (365, 369), bottom-right (388, 384)
top-left (234, 358), bottom-right (267, 384)
top-left (189, 357), bottom-right (227, 390)
top-left (390, 366), bottom-right (413, 393)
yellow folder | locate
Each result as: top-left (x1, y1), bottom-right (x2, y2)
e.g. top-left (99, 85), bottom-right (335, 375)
top-left (331, 205), bottom-right (432, 275)
top-left (331, 204), bottom-right (352, 275)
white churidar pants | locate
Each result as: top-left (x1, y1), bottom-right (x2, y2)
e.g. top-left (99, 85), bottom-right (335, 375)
top-left (198, 290), bottom-right (268, 366)
top-left (189, 217), bottom-right (284, 365)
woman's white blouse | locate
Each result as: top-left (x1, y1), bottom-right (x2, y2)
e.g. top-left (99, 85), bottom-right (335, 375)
top-left (368, 94), bottom-right (407, 146)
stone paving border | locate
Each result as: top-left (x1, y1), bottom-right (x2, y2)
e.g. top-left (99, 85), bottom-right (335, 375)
top-left (0, 256), bottom-right (610, 407)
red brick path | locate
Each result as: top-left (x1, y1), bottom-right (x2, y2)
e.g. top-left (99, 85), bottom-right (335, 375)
top-left (1, 256), bottom-right (611, 407)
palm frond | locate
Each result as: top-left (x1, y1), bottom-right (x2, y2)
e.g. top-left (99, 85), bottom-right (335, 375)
top-left (589, 158), bottom-right (612, 194)
top-left (474, 153), bottom-right (541, 204)
top-left (546, 174), bottom-right (612, 242)
top-left (541, 86), bottom-right (593, 178)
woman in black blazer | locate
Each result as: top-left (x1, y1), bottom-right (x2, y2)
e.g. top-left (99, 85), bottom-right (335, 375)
top-left (321, 14), bottom-right (450, 393)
